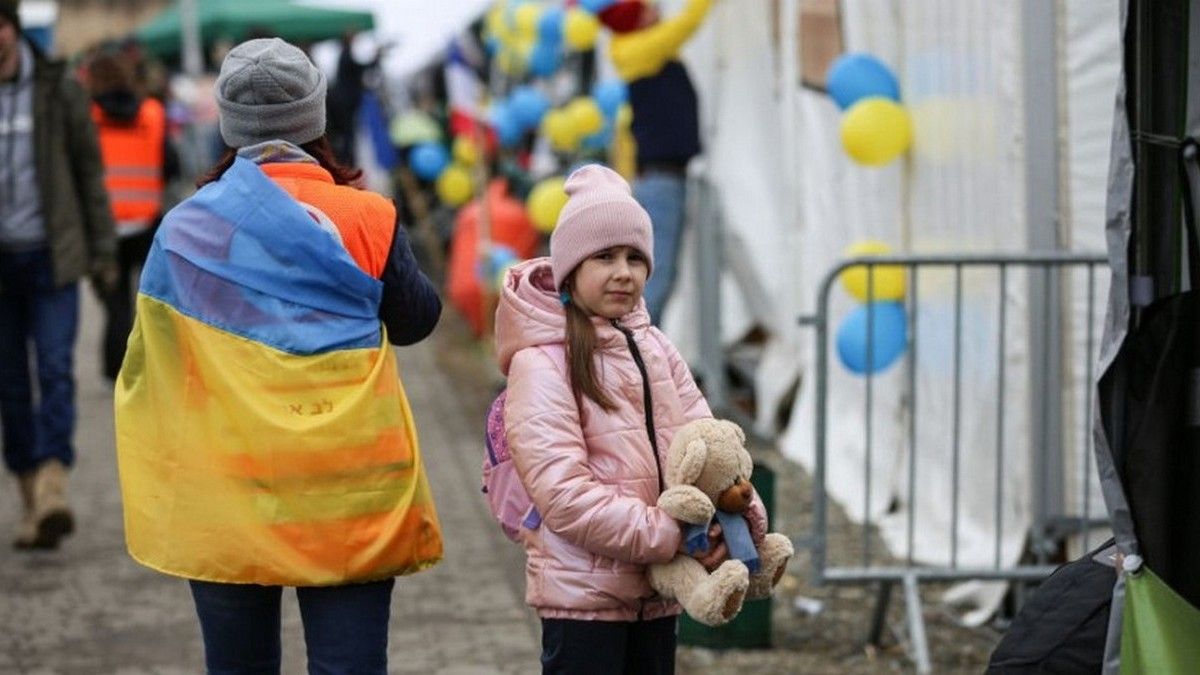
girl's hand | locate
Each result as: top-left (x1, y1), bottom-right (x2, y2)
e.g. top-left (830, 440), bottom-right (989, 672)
top-left (689, 524), bottom-right (730, 572)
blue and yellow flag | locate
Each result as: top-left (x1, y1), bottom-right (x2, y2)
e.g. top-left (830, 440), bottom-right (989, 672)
top-left (115, 158), bottom-right (442, 586)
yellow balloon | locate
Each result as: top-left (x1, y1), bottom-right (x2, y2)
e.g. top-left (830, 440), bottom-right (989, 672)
top-left (496, 47), bottom-right (522, 75)
top-left (452, 137), bottom-right (479, 167)
top-left (839, 240), bottom-right (906, 302)
top-left (840, 98), bottom-right (913, 166)
top-left (527, 176), bottom-right (569, 234)
top-left (563, 8), bottom-right (600, 51)
top-left (566, 97), bottom-right (605, 137)
top-left (485, 4), bottom-right (506, 39)
top-left (436, 165), bottom-right (474, 207)
top-left (514, 3), bottom-right (541, 39)
top-left (541, 109), bottom-right (580, 152)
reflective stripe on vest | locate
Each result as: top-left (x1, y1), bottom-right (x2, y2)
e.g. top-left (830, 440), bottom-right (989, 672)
top-left (92, 98), bottom-right (166, 234)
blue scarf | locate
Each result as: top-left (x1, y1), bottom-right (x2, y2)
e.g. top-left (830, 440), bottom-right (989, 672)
top-left (682, 510), bottom-right (761, 574)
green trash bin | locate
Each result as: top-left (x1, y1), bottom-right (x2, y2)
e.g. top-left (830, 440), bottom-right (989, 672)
top-left (678, 462), bottom-right (776, 649)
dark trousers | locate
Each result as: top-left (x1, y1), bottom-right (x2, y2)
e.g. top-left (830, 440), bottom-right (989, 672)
top-left (189, 578), bottom-right (394, 675)
top-left (102, 227), bottom-right (155, 380)
top-left (0, 248), bottom-right (79, 475)
top-left (540, 615), bottom-right (677, 675)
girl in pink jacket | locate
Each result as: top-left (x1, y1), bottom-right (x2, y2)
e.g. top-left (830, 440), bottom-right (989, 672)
top-left (494, 165), bottom-right (727, 674)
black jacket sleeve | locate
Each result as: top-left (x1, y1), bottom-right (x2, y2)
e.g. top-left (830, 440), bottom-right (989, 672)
top-left (378, 216), bottom-right (441, 345)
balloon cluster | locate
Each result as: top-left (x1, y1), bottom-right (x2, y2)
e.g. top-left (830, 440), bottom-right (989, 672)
top-left (835, 241), bottom-right (908, 375)
top-left (542, 80), bottom-right (629, 154)
top-left (407, 138), bottom-right (478, 207)
top-left (484, 0), bottom-right (618, 77)
top-left (826, 53), bottom-right (913, 166)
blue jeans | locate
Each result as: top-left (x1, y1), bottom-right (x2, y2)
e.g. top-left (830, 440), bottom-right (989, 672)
top-left (0, 249), bottom-right (79, 475)
top-left (189, 578), bottom-right (395, 675)
top-left (633, 171), bottom-right (687, 325)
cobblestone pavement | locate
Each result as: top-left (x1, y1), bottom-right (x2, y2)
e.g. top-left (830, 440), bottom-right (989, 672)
top-left (0, 292), bottom-right (1003, 674)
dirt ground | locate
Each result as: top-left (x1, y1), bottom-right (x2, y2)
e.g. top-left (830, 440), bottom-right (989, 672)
top-left (434, 313), bottom-right (1003, 674)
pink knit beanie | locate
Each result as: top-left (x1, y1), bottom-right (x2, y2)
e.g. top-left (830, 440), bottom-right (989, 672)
top-left (550, 164), bottom-right (654, 289)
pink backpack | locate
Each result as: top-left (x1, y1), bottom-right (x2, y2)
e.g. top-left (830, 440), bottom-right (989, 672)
top-left (482, 390), bottom-right (541, 542)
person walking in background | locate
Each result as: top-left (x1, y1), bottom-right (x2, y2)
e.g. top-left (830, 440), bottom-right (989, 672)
top-left (495, 165), bottom-right (754, 674)
top-left (114, 38), bottom-right (443, 674)
top-left (327, 30), bottom-right (389, 166)
top-left (0, 0), bottom-right (117, 550)
top-left (601, 0), bottom-right (714, 325)
top-left (87, 52), bottom-right (179, 381)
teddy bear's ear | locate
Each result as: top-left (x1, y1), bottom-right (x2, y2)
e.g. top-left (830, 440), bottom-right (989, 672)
top-left (723, 420), bottom-right (752, 478)
top-left (673, 438), bottom-right (708, 485)
top-left (724, 420), bottom-right (746, 444)
top-left (738, 447), bottom-right (753, 481)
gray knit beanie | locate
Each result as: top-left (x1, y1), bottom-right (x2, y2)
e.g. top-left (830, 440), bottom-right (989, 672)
top-left (215, 38), bottom-right (326, 147)
top-left (550, 164), bottom-right (654, 289)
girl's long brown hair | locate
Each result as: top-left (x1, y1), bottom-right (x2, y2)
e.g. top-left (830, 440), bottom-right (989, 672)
top-left (563, 277), bottom-right (617, 411)
top-left (196, 135), bottom-right (363, 188)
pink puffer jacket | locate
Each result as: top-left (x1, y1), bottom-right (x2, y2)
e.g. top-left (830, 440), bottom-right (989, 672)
top-left (495, 258), bottom-right (711, 621)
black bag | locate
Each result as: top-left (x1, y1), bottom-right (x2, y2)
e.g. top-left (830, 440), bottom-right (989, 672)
top-left (986, 539), bottom-right (1116, 674)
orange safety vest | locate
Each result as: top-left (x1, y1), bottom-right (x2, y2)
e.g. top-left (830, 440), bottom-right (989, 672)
top-left (92, 98), bottom-right (166, 237)
top-left (260, 162), bottom-right (396, 278)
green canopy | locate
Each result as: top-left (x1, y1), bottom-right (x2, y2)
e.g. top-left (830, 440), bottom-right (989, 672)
top-left (135, 0), bottom-right (374, 59)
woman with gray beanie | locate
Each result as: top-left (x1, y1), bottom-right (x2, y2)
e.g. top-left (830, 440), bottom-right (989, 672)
top-left (114, 38), bottom-right (444, 674)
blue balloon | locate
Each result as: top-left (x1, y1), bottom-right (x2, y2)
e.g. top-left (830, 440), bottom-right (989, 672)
top-left (478, 245), bottom-right (520, 281)
top-left (836, 302), bottom-right (908, 375)
top-left (538, 6), bottom-right (565, 43)
top-left (581, 125), bottom-right (614, 152)
top-left (489, 105), bottom-right (523, 148)
top-left (825, 53), bottom-right (901, 110)
top-left (409, 142), bottom-right (449, 181)
top-left (591, 79), bottom-right (627, 118)
top-left (509, 86), bottom-right (551, 130)
top-left (528, 41), bottom-right (562, 78)
top-left (580, 0), bottom-right (618, 13)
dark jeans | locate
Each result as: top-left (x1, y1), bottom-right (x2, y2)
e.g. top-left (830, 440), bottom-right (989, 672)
top-left (0, 248), bottom-right (79, 475)
top-left (102, 227), bottom-right (155, 380)
top-left (540, 615), bottom-right (677, 675)
top-left (189, 578), bottom-right (395, 675)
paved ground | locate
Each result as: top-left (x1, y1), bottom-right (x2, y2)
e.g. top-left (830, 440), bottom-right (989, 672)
top-left (0, 291), bottom-right (1003, 673)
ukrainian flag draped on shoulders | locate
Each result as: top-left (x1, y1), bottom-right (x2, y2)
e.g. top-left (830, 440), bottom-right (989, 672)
top-left (115, 157), bottom-right (442, 586)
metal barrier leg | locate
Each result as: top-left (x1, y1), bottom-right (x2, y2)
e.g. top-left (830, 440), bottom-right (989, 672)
top-left (867, 580), bottom-right (894, 646)
top-left (903, 574), bottom-right (932, 674)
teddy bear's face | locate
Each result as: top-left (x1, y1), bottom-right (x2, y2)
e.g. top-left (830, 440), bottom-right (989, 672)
top-left (715, 478), bottom-right (754, 513)
top-left (668, 419), bottom-right (754, 511)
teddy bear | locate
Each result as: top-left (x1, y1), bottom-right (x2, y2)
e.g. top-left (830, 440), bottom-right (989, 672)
top-left (647, 418), bottom-right (795, 626)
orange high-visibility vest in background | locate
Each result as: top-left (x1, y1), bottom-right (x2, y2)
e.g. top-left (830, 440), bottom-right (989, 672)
top-left (92, 98), bottom-right (166, 237)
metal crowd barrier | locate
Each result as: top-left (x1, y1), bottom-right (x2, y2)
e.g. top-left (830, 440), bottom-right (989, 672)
top-left (795, 252), bottom-right (1109, 674)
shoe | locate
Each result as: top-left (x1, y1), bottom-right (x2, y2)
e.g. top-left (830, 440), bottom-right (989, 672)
top-left (13, 459), bottom-right (75, 550)
top-left (12, 471), bottom-right (38, 548)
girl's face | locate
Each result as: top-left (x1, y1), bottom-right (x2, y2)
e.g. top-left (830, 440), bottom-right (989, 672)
top-left (569, 246), bottom-right (649, 319)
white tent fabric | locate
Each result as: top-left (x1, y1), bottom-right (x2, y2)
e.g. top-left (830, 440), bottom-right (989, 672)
top-left (663, 0), bottom-right (1119, 579)
top-left (304, 0), bottom-right (493, 80)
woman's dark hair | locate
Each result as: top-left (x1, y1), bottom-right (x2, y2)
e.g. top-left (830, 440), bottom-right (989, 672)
top-left (562, 275), bottom-right (617, 411)
top-left (196, 135), bottom-right (363, 188)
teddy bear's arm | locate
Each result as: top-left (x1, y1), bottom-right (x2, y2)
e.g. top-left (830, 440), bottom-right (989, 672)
top-left (658, 485), bottom-right (716, 525)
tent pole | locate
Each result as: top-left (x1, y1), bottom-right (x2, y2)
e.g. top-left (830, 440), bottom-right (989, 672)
top-left (1022, 0), bottom-right (1064, 553)
top-left (179, 0), bottom-right (203, 76)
